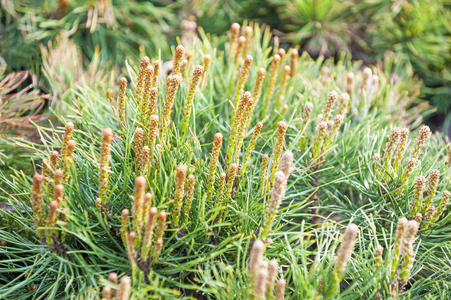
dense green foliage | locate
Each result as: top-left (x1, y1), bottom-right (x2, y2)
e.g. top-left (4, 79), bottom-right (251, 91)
top-left (0, 23), bottom-right (449, 299)
top-left (196, 0), bottom-right (451, 119)
top-left (0, 0), bottom-right (175, 73)
top-left (1, 0), bottom-right (449, 120)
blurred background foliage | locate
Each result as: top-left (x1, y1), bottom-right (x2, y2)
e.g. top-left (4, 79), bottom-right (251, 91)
top-left (193, 0), bottom-right (451, 128)
top-left (0, 0), bottom-right (176, 73)
top-left (0, 0), bottom-right (450, 126)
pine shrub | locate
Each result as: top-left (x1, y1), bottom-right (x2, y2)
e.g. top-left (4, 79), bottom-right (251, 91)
top-left (0, 22), bottom-right (449, 299)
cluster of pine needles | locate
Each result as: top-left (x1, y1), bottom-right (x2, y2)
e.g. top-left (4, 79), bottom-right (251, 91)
top-left (0, 21), bottom-right (450, 299)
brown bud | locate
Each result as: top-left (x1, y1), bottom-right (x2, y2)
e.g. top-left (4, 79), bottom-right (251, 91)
top-left (61, 122), bottom-right (74, 158)
top-left (118, 275), bottom-right (131, 300)
top-left (50, 151), bottom-right (59, 169)
top-left (102, 285), bottom-right (112, 300)
top-left (275, 278), bottom-right (286, 300)
top-left (53, 184), bottom-right (64, 205)
top-left (54, 169), bottom-right (63, 186)
top-left (172, 45), bottom-right (185, 74)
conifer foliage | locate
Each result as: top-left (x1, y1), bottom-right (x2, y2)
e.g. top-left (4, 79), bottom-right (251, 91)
top-left (0, 22), bottom-right (449, 299)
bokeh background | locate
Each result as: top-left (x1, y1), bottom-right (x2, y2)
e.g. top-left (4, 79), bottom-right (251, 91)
top-left (1, 0), bottom-right (450, 131)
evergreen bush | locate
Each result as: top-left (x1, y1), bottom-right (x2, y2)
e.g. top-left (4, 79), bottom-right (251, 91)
top-left (0, 22), bottom-right (449, 299)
